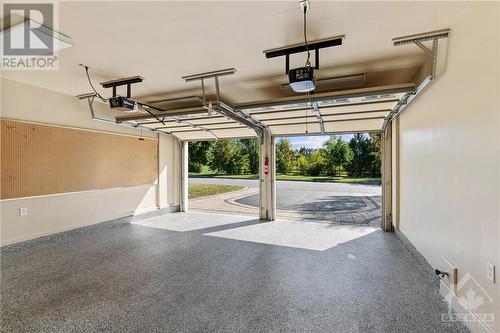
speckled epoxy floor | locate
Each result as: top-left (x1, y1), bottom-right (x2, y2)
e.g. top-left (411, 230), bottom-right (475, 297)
top-left (1, 212), bottom-right (468, 333)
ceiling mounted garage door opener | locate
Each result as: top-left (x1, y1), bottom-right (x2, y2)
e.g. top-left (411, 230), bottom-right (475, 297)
top-left (263, 0), bottom-right (344, 93)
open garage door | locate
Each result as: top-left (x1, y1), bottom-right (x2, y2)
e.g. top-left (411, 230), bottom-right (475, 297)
top-left (79, 82), bottom-right (417, 228)
top-left (235, 83), bottom-right (415, 136)
top-left (114, 98), bottom-right (259, 141)
top-left (94, 83), bottom-right (415, 142)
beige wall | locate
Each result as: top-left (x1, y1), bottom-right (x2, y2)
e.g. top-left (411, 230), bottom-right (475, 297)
top-left (1, 78), bottom-right (181, 245)
top-left (1, 185), bottom-right (157, 245)
top-left (396, 3), bottom-right (499, 332)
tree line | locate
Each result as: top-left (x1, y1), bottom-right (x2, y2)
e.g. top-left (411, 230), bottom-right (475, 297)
top-left (189, 133), bottom-right (381, 177)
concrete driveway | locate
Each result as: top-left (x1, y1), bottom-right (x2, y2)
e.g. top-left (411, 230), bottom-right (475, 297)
top-left (189, 177), bottom-right (381, 225)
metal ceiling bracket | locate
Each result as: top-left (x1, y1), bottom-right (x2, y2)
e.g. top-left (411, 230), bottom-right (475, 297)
top-left (215, 101), bottom-right (265, 137)
top-left (182, 68), bottom-right (236, 119)
top-left (181, 68), bottom-right (266, 137)
top-left (100, 76), bottom-right (144, 98)
top-left (381, 75), bottom-right (432, 131)
top-left (182, 68), bottom-right (237, 82)
top-left (263, 35), bottom-right (344, 75)
top-left (393, 29), bottom-right (449, 79)
top-left (311, 102), bottom-right (325, 134)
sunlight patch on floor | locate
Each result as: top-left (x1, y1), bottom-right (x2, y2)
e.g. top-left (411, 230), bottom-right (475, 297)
top-left (204, 220), bottom-right (379, 251)
top-left (132, 212), bottom-right (256, 232)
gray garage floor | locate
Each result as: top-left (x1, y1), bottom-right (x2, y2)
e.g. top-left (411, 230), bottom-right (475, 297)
top-left (1, 212), bottom-right (467, 333)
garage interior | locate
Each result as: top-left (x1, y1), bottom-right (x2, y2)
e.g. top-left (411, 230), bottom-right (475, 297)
top-left (1, 1), bottom-right (499, 333)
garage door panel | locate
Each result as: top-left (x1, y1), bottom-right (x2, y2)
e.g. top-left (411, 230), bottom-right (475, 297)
top-left (183, 117), bottom-right (233, 126)
top-left (323, 118), bottom-right (384, 133)
top-left (173, 131), bottom-right (216, 141)
top-left (141, 123), bottom-right (190, 130)
top-left (113, 84), bottom-right (414, 140)
top-left (250, 102), bottom-right (395, 122)
top-left (253, 110), bottom-right (314, 120)
top-left (319, 101), bottom-right (397, 115)
top-left (322, 110), bottom-right (389, 121)
top-left (211, 128), bottom-right (256, 137)
top-left (202, 123), bottom-right (247, 130)
top-left (270, 123), bottom-right (322, 135)
top-left (137, 118), bottom-right (235, 130)
top-left (264, 116), bottom-right (317, 126)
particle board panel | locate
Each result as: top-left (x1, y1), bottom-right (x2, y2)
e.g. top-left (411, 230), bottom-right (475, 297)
top-left (1, 120), bottom-right (158, 199)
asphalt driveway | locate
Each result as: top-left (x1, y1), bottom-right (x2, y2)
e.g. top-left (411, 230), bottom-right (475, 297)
top-left (189, 177), bottom-right (381, 225)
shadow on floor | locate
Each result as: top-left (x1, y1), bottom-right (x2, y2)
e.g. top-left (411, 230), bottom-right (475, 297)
top-left (288, 195), bottom-right (368, 212)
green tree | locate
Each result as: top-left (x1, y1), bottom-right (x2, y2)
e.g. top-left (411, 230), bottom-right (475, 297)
top-left (241, 138), bottom-right (259, 174)
top-left (208, 140), bottom-right (247, 174)
top-left (306, 149), bottom-right (326, 176)
top-left (188, 141), bottom-right (212, 173)
top-left (296, 155), bottom-right (309, 175)
top-left (368, 133), bottom-right (382, 177)
top-left (345, 134), bottom-right (372, 177)
top-left (323, 136), bottom-right (352, 176)
top-left (297, 147), bottom-right (314, 157)
top-left (276, 138), bottom-right (295, 174)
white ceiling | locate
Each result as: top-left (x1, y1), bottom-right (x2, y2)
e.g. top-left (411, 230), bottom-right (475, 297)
top-left (1, 1), bottom-right (473, 105)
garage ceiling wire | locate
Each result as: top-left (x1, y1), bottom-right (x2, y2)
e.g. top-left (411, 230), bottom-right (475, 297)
top-left (303, 5), bottom-right (311, 68)
top-left (81, 65), bottom-right (107, 103)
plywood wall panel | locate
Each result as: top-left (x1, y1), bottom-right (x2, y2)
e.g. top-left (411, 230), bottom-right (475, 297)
top-left (1, 120), bottom-right (158, 199)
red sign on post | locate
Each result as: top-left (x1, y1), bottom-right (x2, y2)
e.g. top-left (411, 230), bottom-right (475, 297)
top-left (264, 157), bottom-right (269, 175)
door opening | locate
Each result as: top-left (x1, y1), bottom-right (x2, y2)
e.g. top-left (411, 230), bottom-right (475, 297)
top-left (186, 138), bottom-right (260, 219)
top-left (236, 133), bottom-right (382, 226)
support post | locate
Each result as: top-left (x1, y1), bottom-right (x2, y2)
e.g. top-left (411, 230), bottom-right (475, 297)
top-left (391, 118), bottom-right (400, 230)
top-left (259, 129), bottom-right (276, 221)
top-left (157, 134), bottom-right (169, 209)
top-left (381, 126), bottom-right (393, 231)
top-left (180, 141), bottom-right (189, 212)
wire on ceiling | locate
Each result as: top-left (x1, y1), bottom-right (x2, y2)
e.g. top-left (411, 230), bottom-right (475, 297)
top-left (302, 0), bottom-right (312, 134)
top-left (81, 65), bottom-right (107, 103)
top-left (303, 4), bottom-right (311, 68)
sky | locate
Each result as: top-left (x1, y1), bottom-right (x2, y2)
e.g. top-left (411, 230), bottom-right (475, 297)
top-left (283, 134), bottom-right (354, 150)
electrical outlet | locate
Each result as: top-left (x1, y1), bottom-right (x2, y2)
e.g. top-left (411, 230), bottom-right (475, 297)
top-left (19, 207), bottom-right (28, 216)
top-left (486, 263), bottom-right (495, 283)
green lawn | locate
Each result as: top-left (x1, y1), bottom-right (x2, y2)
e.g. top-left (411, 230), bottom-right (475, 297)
top-left (188, 183), bottom-right (245, 199)
top-left (189, 173), bottom-right (381, 184)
